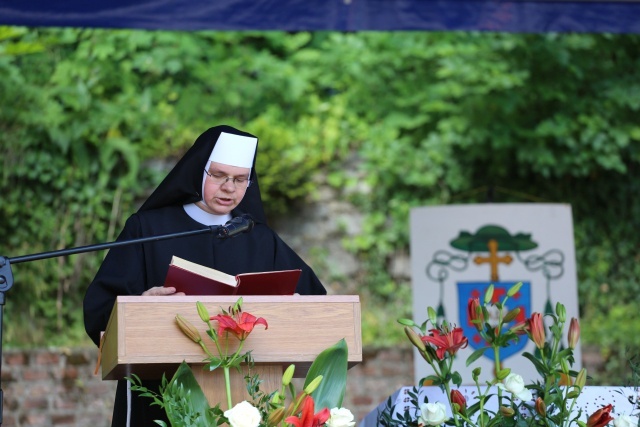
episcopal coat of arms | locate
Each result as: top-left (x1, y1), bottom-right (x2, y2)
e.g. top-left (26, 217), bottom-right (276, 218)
top-left (410, 204), bottom-right (579, 383)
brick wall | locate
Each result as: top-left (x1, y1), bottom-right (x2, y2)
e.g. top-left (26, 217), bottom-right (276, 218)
top-left (1, 345), bottom-right (607, 426)
top-left (346, 347), bottom-right (414, 420)
top-left (2, 349), bottom-right (116, 427)
top-left (1, 347), bottom-right (414, 426)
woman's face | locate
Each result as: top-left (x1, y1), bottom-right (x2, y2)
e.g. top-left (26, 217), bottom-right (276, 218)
top-left (198, 162), bottom-right (251, 215)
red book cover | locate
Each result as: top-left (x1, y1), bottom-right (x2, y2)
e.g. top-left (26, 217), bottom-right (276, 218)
top-left (163, 256), bottom-right (301, 296)
top-left (235, 269), bottom-right (302, 295)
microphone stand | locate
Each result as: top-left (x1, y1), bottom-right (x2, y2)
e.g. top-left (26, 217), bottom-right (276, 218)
top-left (0, 224), bottom-right (227, 426)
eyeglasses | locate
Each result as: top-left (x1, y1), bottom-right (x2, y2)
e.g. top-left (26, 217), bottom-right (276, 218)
top-left (204, 169), bottom-right (252, 189)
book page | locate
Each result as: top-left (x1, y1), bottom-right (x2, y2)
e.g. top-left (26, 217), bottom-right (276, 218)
top-left (171, 256), bottom-right (236, 287)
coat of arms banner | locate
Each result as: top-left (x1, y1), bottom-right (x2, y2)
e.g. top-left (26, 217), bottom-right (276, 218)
top-left (409, 203), bottom-right (580, 384)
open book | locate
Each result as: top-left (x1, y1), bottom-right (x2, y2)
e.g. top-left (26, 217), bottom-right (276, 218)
top-left (163, 256), bottom-right (302, 296)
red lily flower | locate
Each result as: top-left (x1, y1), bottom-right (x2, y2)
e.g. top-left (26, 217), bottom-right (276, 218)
top-left (510, 319), bottom-right (529, 336)
top-left (535, 397), bottom-right (547, 417)
top-left (450, 389), bottom-right (467, 415)
top-left (528, 312), bottom-right (546, 349)
top-left (467, 298), bottom-right (484, 332)
top-left (421, 327), bottom-right (468, 360)
top-left (210, 310), bottom-right (268, 340)
top-left (568, 317), bottom-right (580, 349)
top-left (586, 404), bottom-right (613, 427)
top-left (285, 395), bottom-right (330, 427)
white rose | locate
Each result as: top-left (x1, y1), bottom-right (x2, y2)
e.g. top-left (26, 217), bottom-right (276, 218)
top-left (224, 401), bottom-right (261, 427)
top-left (418, 402), bottom-right (448, 426)
top-left (614, 415), bottom-right (640, 427)
top-left (498, 373), bottom-right (533, 401)
top-left (326, 407), bottom-right (356, 427)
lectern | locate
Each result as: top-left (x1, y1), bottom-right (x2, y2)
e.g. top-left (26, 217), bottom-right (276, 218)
top-left (100, 295), bottom-right (362, 407)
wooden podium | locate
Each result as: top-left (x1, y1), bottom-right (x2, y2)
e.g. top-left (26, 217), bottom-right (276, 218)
top-left (100, 295), bottom-right (362, 408)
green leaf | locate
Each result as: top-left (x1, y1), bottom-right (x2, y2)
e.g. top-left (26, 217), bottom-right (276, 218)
top-left (466, 347), bottom-right (489, 367)
top-left (451, 371), bottom-right (462, 387)
top-left (164, 361), bottom-right (216, 426)
top-left (205, 358), bottom-right (223, 372)
top-left (423, 375), bottom-right (442, 386)
top-left (521, 352), bottom-right (548, 376)
top-left (304, 338), bottom-right (348, 410)
top-left (397, 318), bottom-right (417, 327)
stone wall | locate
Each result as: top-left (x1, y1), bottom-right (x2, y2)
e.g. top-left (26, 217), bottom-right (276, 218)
top-left (1, 347), bottom-right (413, 427)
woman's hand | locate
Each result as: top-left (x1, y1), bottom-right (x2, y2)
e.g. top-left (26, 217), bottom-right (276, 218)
top-left (141, 286), bottom-right (185, 296)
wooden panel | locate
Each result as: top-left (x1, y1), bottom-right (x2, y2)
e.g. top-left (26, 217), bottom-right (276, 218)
top-left (193, 364), bottom-right (283, 410)
top-left (101, 295), bottom-right (362, 380)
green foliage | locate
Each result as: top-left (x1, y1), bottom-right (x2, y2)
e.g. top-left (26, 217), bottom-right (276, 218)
top-left (0, 27), bottom-right (354, 346)
top-left (324, 33), bottom-right (640, 361)
top-left (1, 27), bottom-right (167, 346)
top-left (581, 304), bottom-right (640, 384)
top-left (1, 28), bottom-right (639, 387)
top-left (127, 334), bottom-right (347, 426)
top-left (128, 365), bottom-right (221, 427)
top-left (393, 297), bottom-right (585, 427)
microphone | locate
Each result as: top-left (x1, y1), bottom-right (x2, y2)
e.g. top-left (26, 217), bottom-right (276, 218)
top-left (216, 214), bottom-right (254, 239)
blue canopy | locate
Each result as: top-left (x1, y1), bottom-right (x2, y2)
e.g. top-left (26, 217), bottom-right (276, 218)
top-left (0, 0), bottom-right (639, 33)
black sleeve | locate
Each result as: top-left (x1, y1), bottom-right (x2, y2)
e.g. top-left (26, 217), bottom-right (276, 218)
top-left (271, 232), bottom-right (327, 296)
top-left (82, 215), bottom-right (147, 346)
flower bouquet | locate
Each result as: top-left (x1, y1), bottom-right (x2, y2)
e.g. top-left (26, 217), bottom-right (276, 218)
top-left (379, 282), bottom-right (640, 427)
top-left (128, 298), bottom-right (357, 427)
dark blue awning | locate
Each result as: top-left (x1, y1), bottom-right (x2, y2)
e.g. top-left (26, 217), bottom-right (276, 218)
top-left (1, 0), bottom-right (639, 33)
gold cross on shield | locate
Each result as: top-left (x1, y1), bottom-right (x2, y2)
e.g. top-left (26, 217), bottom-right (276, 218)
top-left (473, 239), bottom-right (513, 282)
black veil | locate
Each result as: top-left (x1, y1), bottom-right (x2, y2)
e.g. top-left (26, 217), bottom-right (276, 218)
top-left (138, 125), bottom-right (267, 224)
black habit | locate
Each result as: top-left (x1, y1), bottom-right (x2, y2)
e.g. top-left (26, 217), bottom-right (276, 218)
top-left (83, 125), bottom-right (326, 427)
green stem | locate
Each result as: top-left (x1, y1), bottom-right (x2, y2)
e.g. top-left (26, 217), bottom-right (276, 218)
top-left (199, 340), bottom-right (215, 358)
top-left (547, 323), bottom-right (563, 388)
top-left (227, 340), bottom-right (246, 366)
top-left (563, 393), bottom-right (578, 427)
top-left (538, 347), bottom-right (547, 370)
top-left (224, 365), bottom-right (232, 410)
top-left (493, 344), bottom-right (504, 412)
top-left (443, 381), bottom-right (461, 427)
top-left (289, 391), bottom-right (310, 417)
top-left (551, 320), bottom-right (563, 358)
top-left (208, 323), bottom-right (224, 357)
top-left (457, 413), bottom-right (479, 427)
top-left (474, 381), bottom-right (485, 427)
top-left (430, 360), bottom-right (443, 378)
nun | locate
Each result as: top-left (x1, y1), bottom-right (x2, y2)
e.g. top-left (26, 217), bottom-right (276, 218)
top-left (83, 124), bottom-right (326, 426)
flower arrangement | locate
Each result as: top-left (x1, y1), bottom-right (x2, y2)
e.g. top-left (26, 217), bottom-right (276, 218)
top-left (379, 282), bottom-right (640, 427)
top-left (128, 298), bottom-right (356, 427)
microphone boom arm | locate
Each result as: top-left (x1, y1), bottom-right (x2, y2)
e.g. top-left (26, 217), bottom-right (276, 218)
top-left (0, 219), bottom-right (249, 426)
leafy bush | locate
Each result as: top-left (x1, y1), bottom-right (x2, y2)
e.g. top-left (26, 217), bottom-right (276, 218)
top-left (1, 28), bottom-right (639, 386)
